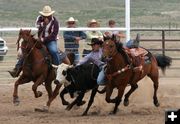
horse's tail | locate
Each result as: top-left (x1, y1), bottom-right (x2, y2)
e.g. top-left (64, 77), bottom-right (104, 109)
top-left (154, 54), bottom-right (172, 74)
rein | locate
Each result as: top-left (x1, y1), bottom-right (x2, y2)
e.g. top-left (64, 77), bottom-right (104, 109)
top-left (106, 50), bottom-right (132, 81)
top-left (106, 64), bottom-right (131, 81)
top-left (68, 70), bottom-right (81, 89)
top-left (24, 40), bottom-right (38, 58)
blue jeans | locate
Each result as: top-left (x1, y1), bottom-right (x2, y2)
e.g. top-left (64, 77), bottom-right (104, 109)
top-left (46, 41), bottom-right (60, 65)
top-left (97, 67), bottom-right (106, 85)
top-left (74, 51), bottom-right (80, 64)
top-left (15, 57), bottom-right (24, 69)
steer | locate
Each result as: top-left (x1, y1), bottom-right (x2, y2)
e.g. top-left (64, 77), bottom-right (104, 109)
top-left (55, 63), bottom-right (100, 116)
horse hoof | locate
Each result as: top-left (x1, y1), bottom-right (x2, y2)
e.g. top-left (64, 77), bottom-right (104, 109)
top-left (66, 105), bottom-right (72, 111)
top-left (62, 101), bottom-right (70, 106)
top-left (123, 100), bottom-right (129, 106)
top-left (77, 100), bottom-right (86, 106)
top-left (154, 102), bottom-right (160, 107)
top-left (13, 97), bottom-right (20, 106)
top-left (35, 106), bottom-right (49, 112)
top-left (82, 112), bottom-right (87, 116)
top-left (37, 91), bottom-right (43, 98)
top-left (109, 111), bottom-right (116, 115)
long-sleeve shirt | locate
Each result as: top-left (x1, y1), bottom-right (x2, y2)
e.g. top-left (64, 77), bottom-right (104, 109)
top-left (36, 16), bottom-right (59, 43)
top-left (77, 48), bottom-right (104, 67)
top-left (84, 31), bottom-right (103, 50)
top-left (63, 31), bottom-right (87, 50)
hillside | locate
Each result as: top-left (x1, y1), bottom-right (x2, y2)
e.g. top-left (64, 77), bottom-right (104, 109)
top-left (1, 0), bottom-right (180, 28)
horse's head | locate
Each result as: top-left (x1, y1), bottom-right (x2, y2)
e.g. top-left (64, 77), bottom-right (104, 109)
top-left (103, 35), bottom-right (122, 58)
top-left (17, 29), bottom-right (32, 51)
top-left (18, 29), bottom-right (42, 57)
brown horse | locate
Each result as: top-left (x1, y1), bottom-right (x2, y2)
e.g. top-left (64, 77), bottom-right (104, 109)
top-left (102, 38), bottom-right (172, 114)
top-left (13, 29), bottom-right (70, 111)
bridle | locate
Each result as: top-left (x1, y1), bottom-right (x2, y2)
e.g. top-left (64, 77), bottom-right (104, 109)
top-left (104, 40), bottom-right (132, 81)
top-left (23, 39), bottom-right (38, 58)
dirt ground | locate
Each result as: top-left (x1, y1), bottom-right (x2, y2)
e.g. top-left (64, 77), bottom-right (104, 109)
top-left (0, 37), bottom-right (179, 124)
top-left (0, 76), bottom-right (180, 124)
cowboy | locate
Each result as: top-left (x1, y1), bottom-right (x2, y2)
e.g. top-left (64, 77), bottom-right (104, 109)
top-left (63, 17), bottom-right (87, 64)
top-left (36, 5), bottom-right (60, 65)
top-left (8, 5), bottom-right (60, 77)
top-left (83, 19), bottom-right (103, 57)
top-left (77, 38), bottom-right (106, 85)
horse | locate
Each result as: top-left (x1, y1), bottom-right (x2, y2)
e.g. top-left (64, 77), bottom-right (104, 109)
top-left (102, 37), bottom-right (172, 114)
top-left (55, 63), bottom-right (100, 116)
top-left (12, 29), bottom-right (71, 112)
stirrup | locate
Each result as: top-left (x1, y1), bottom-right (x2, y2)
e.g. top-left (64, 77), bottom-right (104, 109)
top-left (8, 68), bottom-right (19, 78)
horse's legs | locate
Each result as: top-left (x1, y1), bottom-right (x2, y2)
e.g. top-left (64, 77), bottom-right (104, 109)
top-left (13, 75), bottom-right (30, 105)
top-left (123, 83), bottom-right (138, 106)
top-left (60, 87), bottom-right (70, 105)
top-left (66, 91), bottom-right (85, 111)
top-left (82, 86), bottom-right (98, 116)
top-left (44, 81), bottom-right (53, 99)
top-left (112, 86), bottom-right (126, 114)
top-left (148, 74), bottom-right (160, 107)
top-left (105, 85), bottom-right (115, 103)
top-left (32, 75), bottom-right (44, 98)
top-left (46, 83), bottom-right (62, 108)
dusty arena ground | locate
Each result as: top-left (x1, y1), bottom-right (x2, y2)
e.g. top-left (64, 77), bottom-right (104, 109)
top-left (0, 76), bottom-right (180, 124)
top-left (0, 37), bottom-right (180, 124)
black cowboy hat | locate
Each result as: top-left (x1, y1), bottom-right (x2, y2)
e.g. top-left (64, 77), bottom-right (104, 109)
top-left (87, 38), bottom-right (103, 46)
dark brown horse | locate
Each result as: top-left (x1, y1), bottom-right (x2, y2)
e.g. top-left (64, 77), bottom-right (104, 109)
top-left (13, 29), bottom-right (70, 111)
top-left (102, 38), bottom-right (172, 114)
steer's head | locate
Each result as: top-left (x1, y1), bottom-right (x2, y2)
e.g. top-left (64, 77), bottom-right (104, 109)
top-left (56, 63), bottom-right (73, 87)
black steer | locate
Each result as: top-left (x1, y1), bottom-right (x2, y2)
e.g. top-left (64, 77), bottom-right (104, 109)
top-left (56, 63), bottom-right (100, 116)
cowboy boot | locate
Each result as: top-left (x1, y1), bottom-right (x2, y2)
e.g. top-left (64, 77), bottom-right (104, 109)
top-left (8, 67), bottom-right (21, 78)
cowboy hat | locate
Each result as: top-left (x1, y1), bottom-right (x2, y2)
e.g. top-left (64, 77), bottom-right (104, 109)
top-left (87, 19), bottom-right (100, 27)
top-left (87, 38), bottom-right (103, 46)
top-left (65, 17), bottom-right (78, 23)
top-left (39, 5), bottom-right (55, 16)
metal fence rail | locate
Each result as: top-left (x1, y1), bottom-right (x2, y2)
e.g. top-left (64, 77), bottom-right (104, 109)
top-left (131, 28), bottom-right (180, 60)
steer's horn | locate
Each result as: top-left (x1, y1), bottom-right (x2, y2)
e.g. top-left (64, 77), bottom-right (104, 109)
top-left (52, 64), bottom-right (58, 69)
top-left (68, 65), bottom-right (74, 68)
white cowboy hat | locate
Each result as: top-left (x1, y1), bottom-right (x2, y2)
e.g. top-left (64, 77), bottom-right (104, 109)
top-left (87, 19), bottom-right (100, 27)
top-left (39, 5), bottom-right (55, 16)
top-left (65, 17), bottom-right (78, 23)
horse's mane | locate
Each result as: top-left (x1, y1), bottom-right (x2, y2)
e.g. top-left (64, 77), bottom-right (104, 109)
top-left (104, 35), bottom-right (131, 65)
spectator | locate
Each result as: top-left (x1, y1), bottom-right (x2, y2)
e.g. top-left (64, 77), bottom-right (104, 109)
top-left (104, 20), bottom-right (125, 43)
top-left (63, 17), bottom-right (87, 64)
top-left (83, 19), bottom-right (103, 57)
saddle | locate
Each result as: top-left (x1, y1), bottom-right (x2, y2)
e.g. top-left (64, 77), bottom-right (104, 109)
top-left (125, 47), bottom-right (150, 67)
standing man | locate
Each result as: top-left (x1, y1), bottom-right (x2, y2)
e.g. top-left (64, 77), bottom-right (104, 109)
top-left (63, 17), bottom-right (87, 64)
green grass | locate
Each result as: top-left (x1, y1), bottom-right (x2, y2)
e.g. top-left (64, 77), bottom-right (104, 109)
top-left (1, 0), bottom-right (180, 28)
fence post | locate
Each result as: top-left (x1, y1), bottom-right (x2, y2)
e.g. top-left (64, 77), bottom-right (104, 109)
top-left (162, 30), bottom-right (165, 56)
